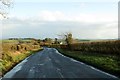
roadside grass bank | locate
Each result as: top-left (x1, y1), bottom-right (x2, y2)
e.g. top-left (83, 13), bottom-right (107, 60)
top-left (0, 39), bottom-right (43, 77)
top-left (57, 48), bottom-right (120, 78)
top-left (0, 48), bottom-right (43, 76)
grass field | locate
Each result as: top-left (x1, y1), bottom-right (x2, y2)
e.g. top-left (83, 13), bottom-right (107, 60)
top-left (57, 48), bottom-right (120, 78)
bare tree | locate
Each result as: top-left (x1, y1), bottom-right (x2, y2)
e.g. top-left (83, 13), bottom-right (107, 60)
top-left (0, 0), bottom-right (13, 19)
top-left (58, 32), bottom-right (73, 49)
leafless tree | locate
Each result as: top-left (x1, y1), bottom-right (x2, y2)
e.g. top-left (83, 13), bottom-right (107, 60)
top-left (58, 32), bottom-right (73, 44)
top-left (0, 0), bottom-right (13, 19)
top-left (58, 32), bottom-right (73, 49)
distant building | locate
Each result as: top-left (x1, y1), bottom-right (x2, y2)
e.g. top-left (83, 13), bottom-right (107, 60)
top-left (60, 42), bottom-right (63, 44)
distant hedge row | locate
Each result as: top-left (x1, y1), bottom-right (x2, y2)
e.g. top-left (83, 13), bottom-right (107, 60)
top-left (53, 40), bottom-right (120, 55)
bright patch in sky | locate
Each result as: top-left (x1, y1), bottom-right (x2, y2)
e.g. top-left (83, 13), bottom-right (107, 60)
top-left (1, 0), bottom-right (118, 39)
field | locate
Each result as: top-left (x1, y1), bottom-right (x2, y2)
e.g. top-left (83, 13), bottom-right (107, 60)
top-left (0, 40), bottom-right (42, 76)
top-left (56, 40), bottom-right (120, 77)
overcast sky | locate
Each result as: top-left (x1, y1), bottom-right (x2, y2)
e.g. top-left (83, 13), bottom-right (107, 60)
top-left (1, 0), bottom-right (119, 39)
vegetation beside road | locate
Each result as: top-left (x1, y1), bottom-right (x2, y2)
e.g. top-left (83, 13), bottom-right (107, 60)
top-left (69, 40), bottom-right (120, 55)
top-left (56, 40), bottom-right (120, 78)
top-left (0, 39), bottom-right (43, 76)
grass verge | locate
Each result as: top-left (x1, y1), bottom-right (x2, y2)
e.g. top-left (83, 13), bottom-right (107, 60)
top-left (57, 48), bottom-right (120, 78)
top-left (0, 48), bottom-right (43, 77)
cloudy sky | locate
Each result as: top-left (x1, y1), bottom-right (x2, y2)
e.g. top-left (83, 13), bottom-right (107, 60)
top-left (1, 0), bottom-right (119, 39)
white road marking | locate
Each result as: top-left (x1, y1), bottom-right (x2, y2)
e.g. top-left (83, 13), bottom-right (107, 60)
top-left (38, 64), bottom-right (44, 66)
top-left (56, 67), bottom-right (63, 78)
top-left (58, 71), bottom-right (64, 78)
top-left (27, 67), bottom-right (35, 78)
top-left (48, 58), bottom-right (51, 61)
top-left (57, 68), bottom-right (61, 71)
top-left (43, 75), bottom-right (46, 78)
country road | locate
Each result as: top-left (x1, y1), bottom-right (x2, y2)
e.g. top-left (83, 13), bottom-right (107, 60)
top-left (2, 48), bottom-right (119, 80)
